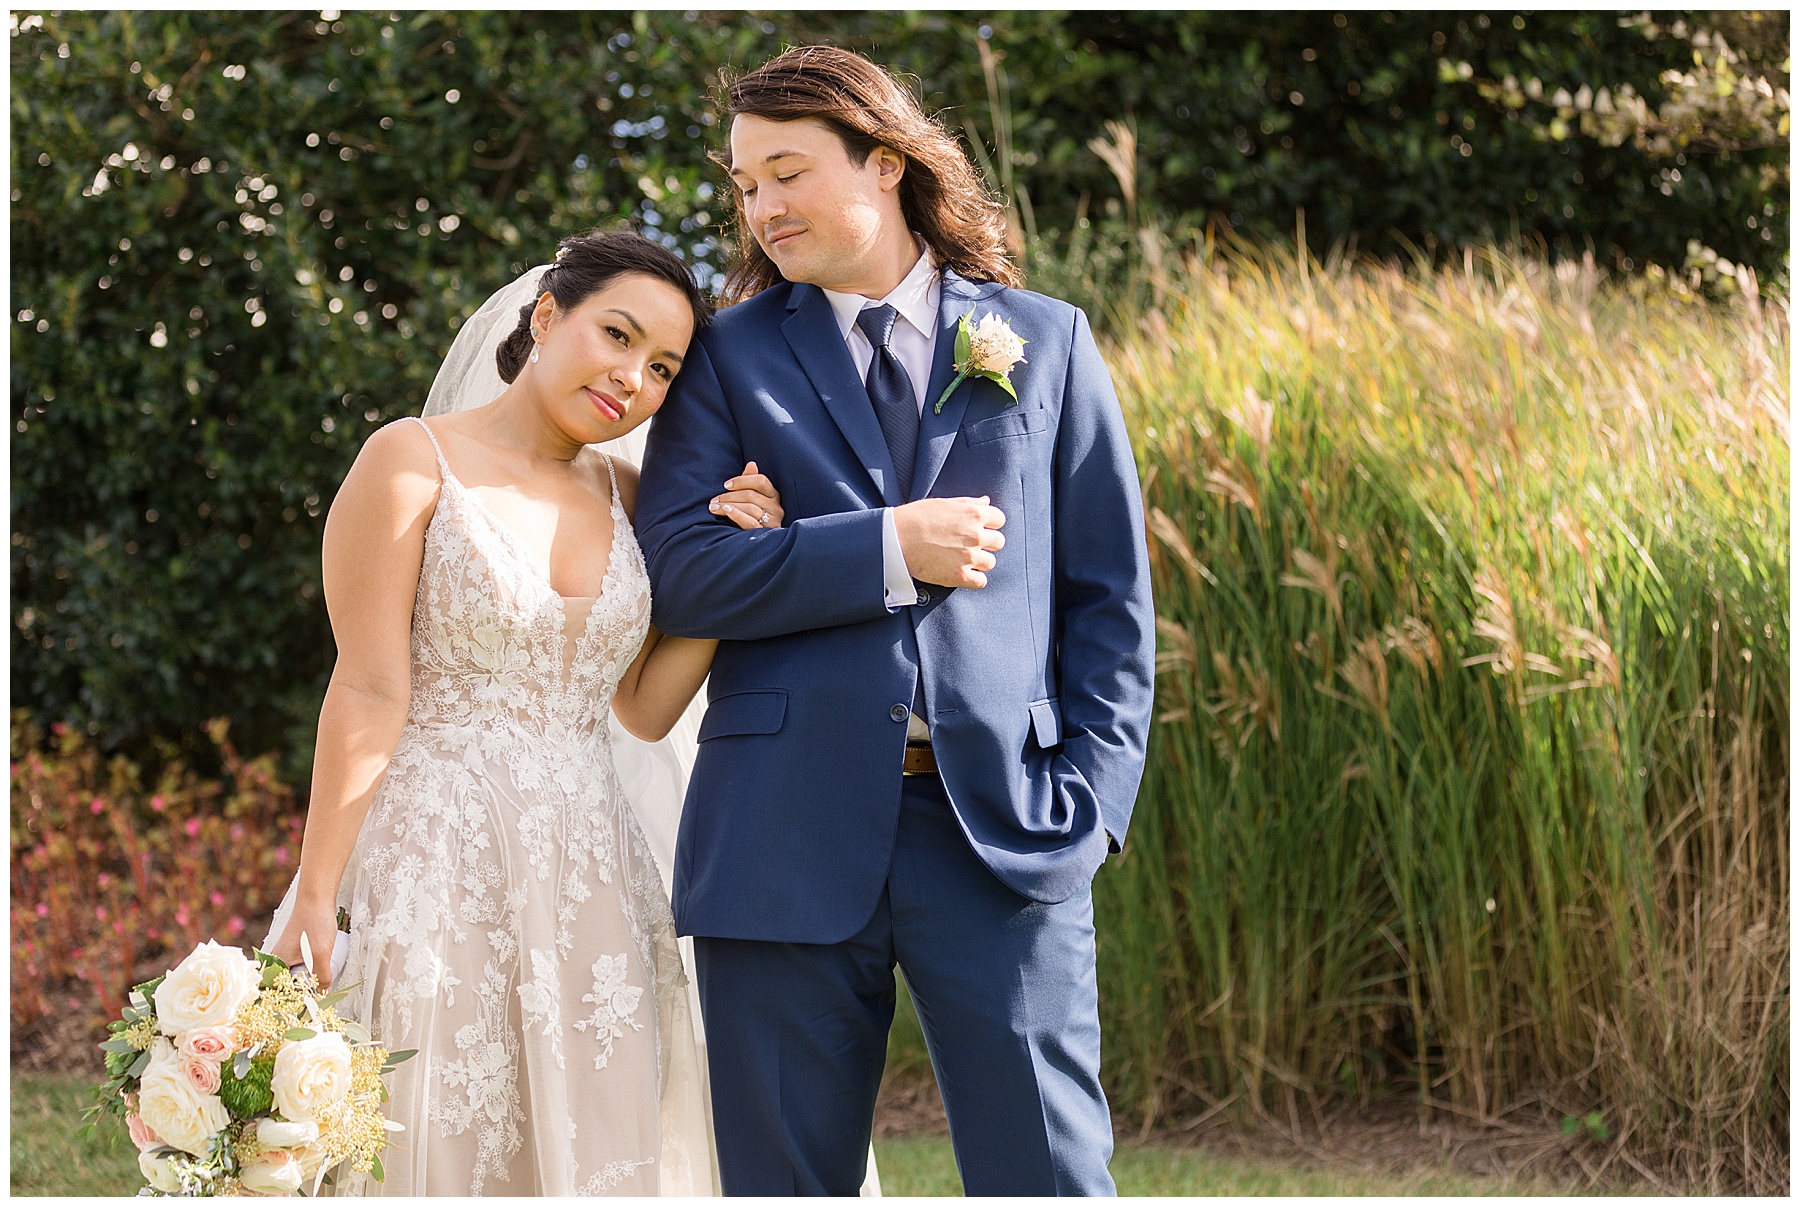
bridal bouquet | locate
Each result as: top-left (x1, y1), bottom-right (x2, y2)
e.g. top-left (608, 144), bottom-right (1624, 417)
top-left (92, 934), bottom-right (412, 1196)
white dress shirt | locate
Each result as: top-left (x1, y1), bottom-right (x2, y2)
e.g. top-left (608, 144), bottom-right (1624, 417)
top-left (819, 247), bottom-right (942, 612)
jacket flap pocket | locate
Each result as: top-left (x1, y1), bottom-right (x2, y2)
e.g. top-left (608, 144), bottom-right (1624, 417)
top-left (964, 407), bottom-right (1049, 445)
top-left (698, 690), bottom-right (788, 741)
top-left (1028, 697), bottom-right (1062, 748)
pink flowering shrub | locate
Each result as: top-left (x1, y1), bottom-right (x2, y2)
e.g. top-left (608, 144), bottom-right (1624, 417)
top-left (11, 714), bottom-right (304, 1031)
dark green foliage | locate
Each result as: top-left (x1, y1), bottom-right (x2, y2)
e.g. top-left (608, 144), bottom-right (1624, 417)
top-left (11, 11), bottom-right (1787, 764)
top-left (784, 11), bottom-right (1786, 276)
top-left (11, 11), bottom-right (771, 763)
top-left (217, 1057), bottom-right (273, 1118)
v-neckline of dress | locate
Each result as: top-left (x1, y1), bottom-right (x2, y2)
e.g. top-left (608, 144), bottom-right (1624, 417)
top-left (434, 451), bottom-right (623, 611)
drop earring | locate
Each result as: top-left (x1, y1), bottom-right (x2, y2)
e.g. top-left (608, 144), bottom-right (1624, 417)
top-left (529, 328), bottom-right (540, 364)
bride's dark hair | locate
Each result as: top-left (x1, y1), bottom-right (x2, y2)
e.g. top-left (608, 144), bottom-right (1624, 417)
top-left (495, 229), bottom-right (712, 383)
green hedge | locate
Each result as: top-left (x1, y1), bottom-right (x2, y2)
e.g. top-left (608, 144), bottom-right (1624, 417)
top-left (10, 10), bottom-right (1787, 760)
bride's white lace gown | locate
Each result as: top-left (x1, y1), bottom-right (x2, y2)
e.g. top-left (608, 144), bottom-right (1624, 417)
top-left (328, 417), bottom-right (712, 1195)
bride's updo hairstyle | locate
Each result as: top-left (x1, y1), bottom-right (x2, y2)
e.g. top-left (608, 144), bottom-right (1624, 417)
top-left (495, 229), bottom-right (711, 384)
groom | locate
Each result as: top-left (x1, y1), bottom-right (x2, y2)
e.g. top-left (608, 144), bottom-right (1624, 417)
top-left (636, 46), bottom-right (1154, 1195)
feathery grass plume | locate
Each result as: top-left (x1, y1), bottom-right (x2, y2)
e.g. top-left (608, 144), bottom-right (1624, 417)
top-left (1085, 234), bottom-right (1786, 1192)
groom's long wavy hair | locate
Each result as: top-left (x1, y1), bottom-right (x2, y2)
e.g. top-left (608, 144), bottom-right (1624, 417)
top-left (716, 46), bottom-right (1019, 305)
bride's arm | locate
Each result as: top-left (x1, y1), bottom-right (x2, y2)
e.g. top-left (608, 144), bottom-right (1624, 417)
top-left (267, 421), bottom-right (441, 981)
top-left (609, 457), bottom-right (780, 742)
top-left (612, 625), bottom-right (717, 743)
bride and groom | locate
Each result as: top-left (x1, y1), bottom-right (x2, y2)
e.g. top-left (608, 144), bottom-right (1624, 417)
top-left (267, 45), bottom-right (1154, 1196)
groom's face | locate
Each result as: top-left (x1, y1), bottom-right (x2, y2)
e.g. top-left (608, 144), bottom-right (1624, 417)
top-left (729, 114), bottom-right (904, 292)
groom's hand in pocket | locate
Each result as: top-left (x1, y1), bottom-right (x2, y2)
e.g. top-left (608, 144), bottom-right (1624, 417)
top-left (894, 496), bottom-right (1006, 588)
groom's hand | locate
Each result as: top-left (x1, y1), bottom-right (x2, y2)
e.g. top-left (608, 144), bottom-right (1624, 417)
top-left (894, 496), bottom-right (1006, 589)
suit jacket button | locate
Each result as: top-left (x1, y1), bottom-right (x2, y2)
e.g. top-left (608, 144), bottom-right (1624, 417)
top-left (889, 704), bottom-right (909, 723)
top-left (916, 588), bottom-right (932, 606)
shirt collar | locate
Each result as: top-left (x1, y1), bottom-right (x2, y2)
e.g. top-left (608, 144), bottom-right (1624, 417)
top-left (822, 243), bottom-right (940, 342)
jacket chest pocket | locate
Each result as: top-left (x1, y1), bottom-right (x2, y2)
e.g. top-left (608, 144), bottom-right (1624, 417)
top-left (963, 406), bottom-right (1049, 446)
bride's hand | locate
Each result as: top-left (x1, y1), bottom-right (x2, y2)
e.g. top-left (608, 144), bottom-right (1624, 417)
top-left (268, 896), bottom-right (342, 989)
top-left (710, 461), bottom-right (785, 530)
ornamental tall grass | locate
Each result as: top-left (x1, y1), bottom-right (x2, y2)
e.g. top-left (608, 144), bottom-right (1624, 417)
top-left (1085, 239), bottom-right (1787, 1192)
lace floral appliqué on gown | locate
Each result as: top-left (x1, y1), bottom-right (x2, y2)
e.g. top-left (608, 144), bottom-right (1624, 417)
top-left (324, 418), bottom-right (711, 1195)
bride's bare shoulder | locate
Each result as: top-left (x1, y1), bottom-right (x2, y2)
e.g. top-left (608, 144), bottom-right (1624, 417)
top-left (332, 418), bottom-right (444, 518)
top-left (576, 446), bottom-right (639, 521)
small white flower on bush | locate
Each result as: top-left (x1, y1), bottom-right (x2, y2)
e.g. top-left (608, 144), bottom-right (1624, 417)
top-left (154, 940), bottom-right (262, 1035)
top-left (272, 1031), bottom-right (354, 1122)
top-left (136, 1038), bottom-right (231, 1155)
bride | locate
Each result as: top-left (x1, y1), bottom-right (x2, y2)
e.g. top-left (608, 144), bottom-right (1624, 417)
top-left (264, 229), bottom-right (790, 1195)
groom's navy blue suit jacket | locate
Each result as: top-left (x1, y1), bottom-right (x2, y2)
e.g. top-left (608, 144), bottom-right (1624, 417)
top-left (636, 270), bottom-right (1155, 944)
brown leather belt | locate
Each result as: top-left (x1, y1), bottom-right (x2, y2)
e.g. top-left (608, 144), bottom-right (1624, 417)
top-left (902, 743), bottom-right (938, 776)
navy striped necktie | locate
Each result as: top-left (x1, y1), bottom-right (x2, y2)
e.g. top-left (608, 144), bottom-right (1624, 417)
top-left (855, 303), bottom-right (919, 502)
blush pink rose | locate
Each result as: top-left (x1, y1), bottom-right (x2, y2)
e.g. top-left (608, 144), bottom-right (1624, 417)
top-left (177, 1025), bottom-right (235, 1062)
top-left (181, 1054), bottom-right (222, 1095)
top-left (126, 1111), bottom-right (164, 1153)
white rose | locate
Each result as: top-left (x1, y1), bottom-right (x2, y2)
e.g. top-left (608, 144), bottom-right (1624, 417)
top-left (155, 940), bottom-right (262, 1035)
top-left (968, 313), bottom-right (1026, 375)
top-left (239, 1147), bottom-right (306, 1195)
top-left (257, 1117), bottom-right (320, 1149)
top-left (136, 1039), bottom-right (231, 1156)
top-left (271, 1031), bottom-right (353, 1122)
top-left (258, 1115), bottom-right (334, 1186)
top-left (138, 1149), bottom-right (183, 1194)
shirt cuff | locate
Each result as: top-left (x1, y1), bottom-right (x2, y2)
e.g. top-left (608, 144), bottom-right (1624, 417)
top-left (881, 507), bottom-right (919, 608)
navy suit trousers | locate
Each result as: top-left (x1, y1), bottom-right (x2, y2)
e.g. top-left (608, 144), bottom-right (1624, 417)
top-left (695, 774), bottom-right (1115, 1196)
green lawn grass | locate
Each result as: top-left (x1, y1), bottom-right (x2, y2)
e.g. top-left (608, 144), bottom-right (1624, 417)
top-left (869, 1133), bottom-right (1588, 1197)
top-left (17, 1073), bottom-right (1600, 1197)
top-left (12, 1075), bottom-right (143, 1197)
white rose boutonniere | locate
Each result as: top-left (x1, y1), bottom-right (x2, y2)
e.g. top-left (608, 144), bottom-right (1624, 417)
top-left (933, 311), bottom-right (1027, 414)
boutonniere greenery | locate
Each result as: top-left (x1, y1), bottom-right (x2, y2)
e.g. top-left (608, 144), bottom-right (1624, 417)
top-left (934, 311), bottom-right (1028, 413)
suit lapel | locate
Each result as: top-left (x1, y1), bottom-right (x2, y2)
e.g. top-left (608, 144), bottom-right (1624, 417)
top-left (913, 271), bottom-right (1004, 501)
top-left (781, 283), bottom-right (899, 506)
